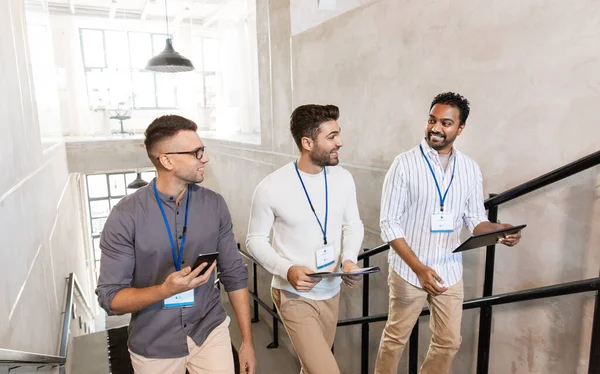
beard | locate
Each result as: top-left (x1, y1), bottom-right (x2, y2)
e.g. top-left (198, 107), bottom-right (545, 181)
top-left (426, 131), bottom-right (455, 151)
top-left (310, 144), bottom-right (340, 167)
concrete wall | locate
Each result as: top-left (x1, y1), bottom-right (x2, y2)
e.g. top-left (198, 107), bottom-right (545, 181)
top-left (0, 0), bottom-right (94, 356)
top-left (199, 0), bottom-right (600, 373)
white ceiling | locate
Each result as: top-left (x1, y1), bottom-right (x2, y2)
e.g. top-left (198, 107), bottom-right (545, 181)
top-left (40, 0), bottom-right (229, 23)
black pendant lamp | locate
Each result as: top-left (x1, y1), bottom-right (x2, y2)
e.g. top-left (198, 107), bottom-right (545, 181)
top-left (145, 0), bottom-right (194, 73)
top-left (127, 173), bottom-right (148, 189)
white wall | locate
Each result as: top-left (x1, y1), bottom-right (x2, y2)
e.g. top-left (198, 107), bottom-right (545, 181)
top-left (0, 0), bottom-right (94, 356)
top-left (290, 0), bottom-right (375, 35)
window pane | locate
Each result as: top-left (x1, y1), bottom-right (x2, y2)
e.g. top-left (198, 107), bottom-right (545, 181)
top-left (91, 217), bottom-right (107, 234)
top-left (108, 174), bottom-right (126, 196)
top-left (203, 38), bottom-right (219, 71)
top-left (129, 32), bottom-right (152, 69)
top-left (110, 198), bottom-right (123, 209)
top-left (193, 73), bottom-right (205, 107)
top-left (141, 171), bottom-right (156, 182)
top-left (132, 72), bottom-right (156, 108)
top-left (125, 173), bottom-right (136, 194)
top-left (156, 74), bottom-right (176, 108)
top-left (86, 70), bottom-right (109, 107)
top-left (125, 173), bottom-right (136, 185)
top-left (191, 37), bottom-right (203, 71)
top-left (93, 237), bottom-right (101, 262)
top-left (204, 74), bottom-right (220, 107)
top-left (105, 31), bottom-right (130, 69)
top-left (152, 34), bottom-right (168, 55)
top-left (89, 200), bottom-right (110, 218)
top-left (87, 175), bottom-right (108, 198)
top-left (81, 29), bottom-right (105, 68)
top-left (106, 70), bottom-right (133, 107)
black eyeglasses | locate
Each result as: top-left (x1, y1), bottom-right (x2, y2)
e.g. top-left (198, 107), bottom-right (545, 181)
top-left (159, 146), bottom-right (206, 160)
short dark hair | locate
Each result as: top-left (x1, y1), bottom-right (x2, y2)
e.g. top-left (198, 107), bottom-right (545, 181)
top-left (290, 104), bottom-right (339, 149)
top-left (144, 115), bottom-right (198, 156)
top-left (430, 92), bottom-right (470, 125)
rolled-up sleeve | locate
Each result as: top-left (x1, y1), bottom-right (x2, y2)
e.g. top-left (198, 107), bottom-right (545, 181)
top-left (215, 194), bottom-right (248, 292)
top-left (380, 157), bottom-right (408, 243)
top-left (95, 206), bottom-right (135, 315)
top-left (463, 165), bottom-right (489, 233)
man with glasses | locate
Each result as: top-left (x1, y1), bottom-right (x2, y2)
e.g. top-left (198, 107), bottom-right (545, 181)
top-left (96, 115), bottom-right (256, 374)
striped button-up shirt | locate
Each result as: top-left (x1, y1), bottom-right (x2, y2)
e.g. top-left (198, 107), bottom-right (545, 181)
top-left (380, 138), bottom-right (489, 288)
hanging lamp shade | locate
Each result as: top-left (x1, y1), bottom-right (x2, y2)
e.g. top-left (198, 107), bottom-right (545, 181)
top-left (127, 173), bottom-right (149, 189)
top-left (145, 38), bottom-right (194, 73)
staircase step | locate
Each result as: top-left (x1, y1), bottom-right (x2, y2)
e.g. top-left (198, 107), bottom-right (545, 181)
top-left (69, 331), bottom-right (110, 374)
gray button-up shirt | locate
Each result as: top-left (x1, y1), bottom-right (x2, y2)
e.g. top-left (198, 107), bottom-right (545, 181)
top-left (96, 180), bottom-right (247, 358)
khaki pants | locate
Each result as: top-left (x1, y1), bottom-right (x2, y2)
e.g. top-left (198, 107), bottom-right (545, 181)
top-left (375, 269), bottom-right (464, 374)
top-left (129, 317), bottom-right (234, 374)
top-left (272, 288), bottom-right (340, 374)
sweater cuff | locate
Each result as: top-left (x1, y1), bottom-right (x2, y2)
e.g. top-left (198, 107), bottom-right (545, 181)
top-left (276, 261), bottom-right (294, 280)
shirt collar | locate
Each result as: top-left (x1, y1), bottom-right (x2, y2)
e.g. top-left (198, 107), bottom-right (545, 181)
top-left (151, 178), bottom-right (193, 205)
top-left (419, 137), bottom-right (457, 159)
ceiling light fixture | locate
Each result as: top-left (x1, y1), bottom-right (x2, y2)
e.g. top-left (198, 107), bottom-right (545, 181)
top-left (145, 0), bottom-right (194, 73)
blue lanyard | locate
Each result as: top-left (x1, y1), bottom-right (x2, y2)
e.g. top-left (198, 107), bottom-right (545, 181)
top-left (419, 145), bottom-right (456, 212)
top-left (154, 181), bottom-right (191, 271)
top-left (294, 161), bottom-right (328, 245)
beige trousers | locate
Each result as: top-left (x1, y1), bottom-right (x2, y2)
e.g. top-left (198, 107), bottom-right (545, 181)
top-left (375, 269), bottom-right (464, 374)
top-left (272, 288), bottom-right (340, 374)
top-left (129, 317), bottom-right (234, 374)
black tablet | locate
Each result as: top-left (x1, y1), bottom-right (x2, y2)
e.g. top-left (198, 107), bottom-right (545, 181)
top-left (452, 224), bottom-right (526, 253)
top-left (308, 266), bottom-right (381, 278)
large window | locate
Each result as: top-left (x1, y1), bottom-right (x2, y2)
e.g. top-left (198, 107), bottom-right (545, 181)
top-left (80, 28), bottom-right (219, 121)
top-left (77, 1), bottom-right (260, 140)
top-left (86, 171), bottom-right (157, 279)
top-left (80, 29), bottom-right (181, 109)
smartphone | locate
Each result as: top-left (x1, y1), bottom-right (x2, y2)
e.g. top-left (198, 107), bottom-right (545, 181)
top-left (191, 252), bottom-right (219, 276)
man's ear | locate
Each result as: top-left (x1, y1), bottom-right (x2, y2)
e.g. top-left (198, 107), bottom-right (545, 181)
top-left (157, 154), bottom-right (174, 171)
top-left (301, 136), bottom-right (314, 152)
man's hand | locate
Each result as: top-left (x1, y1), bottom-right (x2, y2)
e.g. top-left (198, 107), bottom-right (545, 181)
top-left (238, 341), bottom-right (256, 374)
top-left (287, 266), bottom-right (321, 292)
top-left (497, 223), bottom-right (521, 247)
top-left (415, 265), bottom-right (448, 296)
top-left (160, 262), bottom-right (217, 298)
top-left (341, 260), bottom-right (362, 288)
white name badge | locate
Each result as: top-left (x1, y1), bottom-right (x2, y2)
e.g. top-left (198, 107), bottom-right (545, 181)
top-left (316, 243), bottom-right (336, 270)
top-left (163, 289), bottom-right (194, 309)
top-left (431, 213), bottom-right (455, 233)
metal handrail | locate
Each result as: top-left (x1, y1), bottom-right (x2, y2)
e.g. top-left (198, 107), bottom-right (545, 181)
top-left (337, 277), bottom-right (600, 326)
top-left (0, 348), bottom-right (65, 366)
top-left (59, 273), bottom-right (94, 357)
top-left (239, 250), bottom-right (263, 270)
top-left (0, 273), bottom-right (94, 370)
top-left (357, 243), bottom-right (389, 261)
top-left (484, 150), bottom-right (600, 209)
